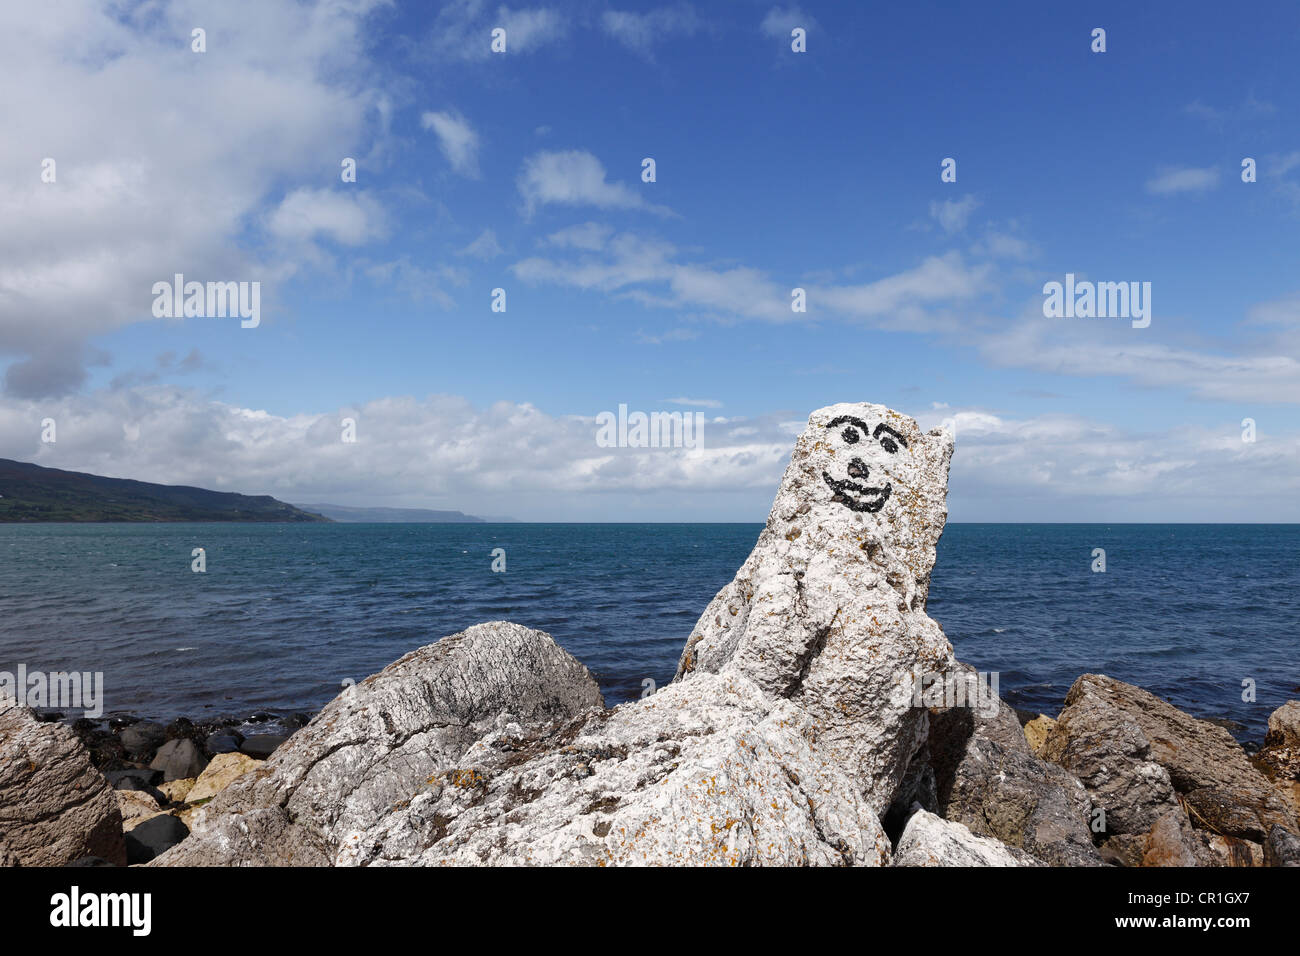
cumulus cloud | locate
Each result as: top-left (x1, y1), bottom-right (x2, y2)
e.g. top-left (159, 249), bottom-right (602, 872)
top-left (459, 229), bottom-right (504, 260)
top-left (0, 0), bottom-right (391, 397)
top-left (421, 109), bottom-right (481, 177)
top-left (929, 194), bottom-right (980, 234)
top-left (1146, 165), bottom-right (1219, 195)
top-left (602, 5), bottom-right (703, 57)
top-left (760, 5), bottom-right (817, 41)
top-left (428, 1), bottom-right (566, 60)
top-left (266, 188), bottom-right (388, 245)
top-left (518, 150), bottom-right (672, 217)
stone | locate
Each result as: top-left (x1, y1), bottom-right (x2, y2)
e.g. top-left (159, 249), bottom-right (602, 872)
top-left (674, 402), bottom-right (956, 814)
top-left (1264, 825), bottom-right (1300, 867)
top-left (204, 731), bottom-right (243, 755)
top-left (153, 621), bottom-right (607, 866)
top-left (116, 790), bottom-right (164, 830)
top-left (892, 808), bottom-right (1040, 867)
top-left (119, 721), bottom-right (166, 760)
top-left (1043, 674), bottom-right (1295, 843)
top-left (104, 768), bottom-right (163, 790)
top-left (1200, 833), bottom-right (1262, 867)
top-left (1266, 701), bottom-right (1300, 749)
top-left (124, 814), bottom-right (189, 865)
top-left (0, 700), bottom-right (127, 866)
top-left (158, 778), bottom-right (196, 803)
top-left (344, 672), bottom-right (891, 866)
top-left (918, 665), bottom-right (1101, 866)
top-left (1023, 715), bottom-right (1056, 757)
top-left (1140, 809), bottom-right (1201, 867)
top-left (149, 738), bottom-right (208, 782)
top-left (186, 753), bottom-right (262, 804)
top-left (240, 734), bottom-right (288, 760)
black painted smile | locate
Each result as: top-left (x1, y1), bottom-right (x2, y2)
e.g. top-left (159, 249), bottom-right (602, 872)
top-left (822, 470), bottom-right (892, 513)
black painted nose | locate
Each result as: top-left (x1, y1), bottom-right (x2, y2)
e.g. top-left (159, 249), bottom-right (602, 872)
top-left (847, 457), bottom-right (868, 479)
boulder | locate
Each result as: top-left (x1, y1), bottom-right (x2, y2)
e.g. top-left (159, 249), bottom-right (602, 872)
top-left (343, 671), bottom-right (891, 866)
top-left (892, 808), bottom-right (1040, 867)
top-left (116, 790), bottom-right (164, 830)
top-left (158, 778), bottom-right (196, 803)
top-left (0, 700), bottom-right (127, 866)
top-left (1266, 701), bottom-right (1300, 749)
top-left (119, 721), bottom-right (166, 760)
top-left (149, 738), bottom-right (208, 782)
top-left (1140, 810), bottom-right (1201, 867)
top-left (186, 753), bottom-right (262, 804)
top-left (104, 768), bottom-right (163, 791)
top-left (1023, 715), bottom-right (1056, 757)
top-left (674, 402), bottom-right (956, 813)
top-left (204, 731), bottom-right (243, 756)
top-left (1264, 825), bottom-right (1300, 867)
top-left (125, 814), bottom-right (189, 865)
top-left (153, 621), bottom-right (607, 866)
top-left (240, 734), bottom-right (288, 760)
top-left (1043, 675), bottom-right (1295, 843)
top-left (914, 665), bottom-right (1101, 866)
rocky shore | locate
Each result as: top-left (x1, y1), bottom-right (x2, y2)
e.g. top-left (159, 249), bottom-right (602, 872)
top-left (2, 402), bottom-right (1298, 866)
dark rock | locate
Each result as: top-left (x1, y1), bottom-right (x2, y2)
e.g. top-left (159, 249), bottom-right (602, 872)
top-left (204, 731), bottom-right (244, 756)
top-left (35, 710), bottom-right (64, 723)
top-left (104, 768), bottom-right (163, 790)
top-left (919, 667), bottom-right (1102, 867)
top-left (119, 721), bottom-right (167, 760)
top-left (1264, 825), bottom-right (1300, 867)
top-left (149, 738), bottom-right (208, 781)
top-left (65, 856), bottom-right (118, 867)
top-left (240, 734), bottom-right (288, 759)
top-left (1043, 674), bottom-right (1295, 843)
top-left (124, 814), bottom-right (190, 865)
top-left (108, 714), bottom-right (140, 730)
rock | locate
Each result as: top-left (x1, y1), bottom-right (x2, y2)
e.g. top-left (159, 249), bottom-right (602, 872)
top-left (66, 856), bottom-right (117, 866)
top-left (153, 621), bottom-right (607, 866)
top-left (918, 666), bottom-right (1101, 866)
top-left (158, 778), bottom-right (196, 803)
top-left (240, 734), bottom-right (288, 760)
top-left (0, 700), bottom-right (127, 866)
top-left (116, 790), bottom-right (164, 830)
top-left (124, 814), bottom-right (189, 865)
top-left (119, 721), bottom-right (166, 760)
top-left (345, 672), bottom-right (891, 866)
top-left (1023, 715), bottom-right (1056, 757)
top-left (1199, 833), bottom-right (1262, 867)
top-left (674, 402), bottom-right (956, 813)
top-left (204, 731), bottom-right (243, 756)
top-left (892, 808), bottom-right (1040, 867)
top-left (104, 768), bottom-right (163, 790)
top-left (149, 738), bottom-right (208, 782)
top-left (1043, 674), bottom-right (1295, 843)
top-left (186, 753), bottom-right (262, 804)
top-left (1141, 810), bottom-right (1201, 867)
top-left (1264, 825), bottom-right (1300, 866)
top-left (1266, 701), bottom-right (1300, 749)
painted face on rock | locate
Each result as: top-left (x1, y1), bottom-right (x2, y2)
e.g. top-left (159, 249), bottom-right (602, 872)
top-left (821, 416), bottom-right (908, 513)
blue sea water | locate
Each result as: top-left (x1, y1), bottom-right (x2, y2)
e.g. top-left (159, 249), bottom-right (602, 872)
top-left (0, 522), bottom-right (1295, 740)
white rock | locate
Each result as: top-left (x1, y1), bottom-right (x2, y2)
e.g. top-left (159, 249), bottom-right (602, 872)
top-left (892, 808), bottom-right (1039, 866)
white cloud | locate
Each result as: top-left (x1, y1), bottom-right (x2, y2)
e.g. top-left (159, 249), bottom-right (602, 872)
top-left (1146, 165), bottom-right (1219, 195)
top-left (602, 5), bottom-right (702, 56)
top-left (518, 150), bottom-right (672, 216)
top-left (421, 109), bottom-right (480, 177)
top-left (760, 6), bottom-right (816, 41)
top-left (929, 194), bottom-right (980, 234)
top-left (428, 1), bottom-right (566, 60)
top-left (266, 188), bottom-right (388, 246)
top-left (459, 229), bottom-right (504, 260)
top-left (0, 0), bottom-right (391, 397)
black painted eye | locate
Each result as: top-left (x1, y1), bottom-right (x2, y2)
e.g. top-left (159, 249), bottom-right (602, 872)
top-left (842, 426), bottom-right (860, 444)
top-left (878, 436), bottom-right (898, 454)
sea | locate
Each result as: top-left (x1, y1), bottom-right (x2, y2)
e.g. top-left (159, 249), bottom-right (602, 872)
top-left (0, 522), bottom-right (1295, 741)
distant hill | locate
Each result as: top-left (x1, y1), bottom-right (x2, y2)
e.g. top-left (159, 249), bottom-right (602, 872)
top-left (0, 458), bottom-right (329, 523)
top-left (293, 503), bottom-right (492, 523)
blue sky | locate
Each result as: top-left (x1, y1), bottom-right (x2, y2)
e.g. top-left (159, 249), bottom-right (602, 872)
top-left (2, 0), bottom-right (1300, 520)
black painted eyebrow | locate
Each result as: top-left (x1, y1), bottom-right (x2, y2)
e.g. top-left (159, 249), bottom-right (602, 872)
top-left (826, 415), bottom-right (870, 431)
top-left (873, 424), bottom-right (908, 447)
